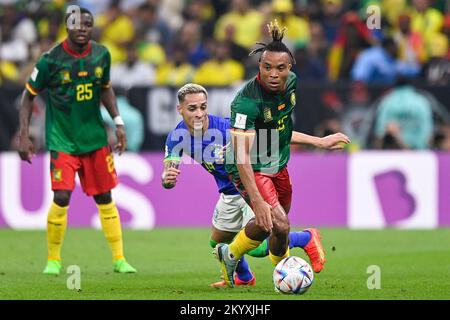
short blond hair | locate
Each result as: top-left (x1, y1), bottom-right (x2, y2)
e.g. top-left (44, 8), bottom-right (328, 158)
top-left (177, 83), bottom-right (208, 103)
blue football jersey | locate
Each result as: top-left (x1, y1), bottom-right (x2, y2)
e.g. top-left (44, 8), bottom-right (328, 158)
top-left (164, 114), bottom-right (238, 195)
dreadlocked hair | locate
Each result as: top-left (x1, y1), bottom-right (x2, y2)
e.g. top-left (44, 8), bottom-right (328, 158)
top-left (249, 19), bottom-right (296, 64)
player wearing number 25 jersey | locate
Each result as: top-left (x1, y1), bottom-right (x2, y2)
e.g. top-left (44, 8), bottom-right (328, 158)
top-left (18, 6), bottom-right (136, 275)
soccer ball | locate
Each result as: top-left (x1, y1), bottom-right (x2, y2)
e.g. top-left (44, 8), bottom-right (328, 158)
top-left (273, 256), bottom-right (314, 295)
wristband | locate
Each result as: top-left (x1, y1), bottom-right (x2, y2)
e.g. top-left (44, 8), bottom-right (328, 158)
top-left (114, 116), bottom-right (125, 126)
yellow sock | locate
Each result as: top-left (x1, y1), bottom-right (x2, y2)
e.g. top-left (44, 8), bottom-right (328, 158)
top-left (47, 202), bottom-right (68, 261)
top-left (229, 229), bottom-right (262, 260)
top-left (97, 202), bottom-right (124, 262)
top-left (269, 248), bottom-right (290, 266)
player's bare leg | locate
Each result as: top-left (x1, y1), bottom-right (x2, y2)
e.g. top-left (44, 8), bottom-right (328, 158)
top-left (267, 205), bottom-right (290, 265)
top-left (43, 190), bottom-right (71, 275)
top-left (94, 191), bottom-right (136, 273)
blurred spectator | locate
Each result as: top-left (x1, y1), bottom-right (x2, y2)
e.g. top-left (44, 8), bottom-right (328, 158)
top-left (222, 24), bottom-right (250, 63)
top-left (423, 32), bottom-right (450, 84)
top-left (36, 7), bottom-right (65, 43)
top-left (77, 0), bottom-right (112, 16)
top-left (193, 40), bottom-right (244, 86)
top-left (176, 20), bottom-right (210, 67)
top-left (134, 2), bottom-right (172, 50)
top-left (96, 0), bottom-right (135, 62)
top-left (392, 14), bottom-right (426, 66)
top-left (156, 44), bottom-right (195, 86)
top-left (381, 0), bottom-right (408, 28)
top-left (432, 124), bottom-right (450, 150)
top-left (441, 15), bottom-right (450, 57)
top-left (294, 45), bottom-right (327, 81)
top-left (411, 0), bottom-right (444, 48)
top-left (111, 42), bottom-right (155, 88)
top-left (327, 12), bottom-right (374, 82)
top-left (351, 37), bottom-right (420, 84)
top-left (351, 38), bottom-right (398, 84)
top-left (308, 20), bottom-right (329, 61)
top-left (182, 0), bottom-right (216, 40)
top-left (214, 0), bottom-right (264, 49)
top-left (340, 81), bottom-right (373, 150)
top-left (1, 3), bottom-right (37, 45)
top-left (271, 0), bottom-right (310, 50)
top-left (373, 78), bottom-right (433, 149)
top-left (101, 89), bottom-right (144, 152)
top-left (0, 4), bottom-right (35, 66)
top-left (316, 116), bottom-right (343, 137)
top-left (294, 20), bottom-right (328, 81)
top-left (320, 0), bottom-right (344, 44)
top-left (157, 0), bottom-right (185, 32)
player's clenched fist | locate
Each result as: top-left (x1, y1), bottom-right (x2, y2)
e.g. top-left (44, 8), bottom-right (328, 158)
top-left (162, 167), bottom-right (181, 189)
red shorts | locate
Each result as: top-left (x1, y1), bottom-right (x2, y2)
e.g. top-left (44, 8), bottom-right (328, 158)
top-left (231, 166), bottom-right (292, 209)
top-left (50, 146), bottom-right (118, 196)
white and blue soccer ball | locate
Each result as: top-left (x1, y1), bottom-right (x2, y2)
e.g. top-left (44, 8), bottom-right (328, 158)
top-left (273, 256), bottom-right (314, 295)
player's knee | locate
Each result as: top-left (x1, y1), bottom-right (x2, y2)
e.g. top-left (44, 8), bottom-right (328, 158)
top-left (93, 192), bottom-right (112, 204)
top-left (273, 215), bottom-right (290, 237)
top-left (53, 191), bottom-right (71, 207)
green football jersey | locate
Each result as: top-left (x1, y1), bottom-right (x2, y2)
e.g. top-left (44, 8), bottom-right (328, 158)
top-left (27, 40), bottom-right (111, 155)
top-left (226, 71), bottom-right (297, 176)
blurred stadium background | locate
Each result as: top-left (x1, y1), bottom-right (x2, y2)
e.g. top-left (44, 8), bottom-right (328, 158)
top-left (1, 0), bottom-right (450, 300)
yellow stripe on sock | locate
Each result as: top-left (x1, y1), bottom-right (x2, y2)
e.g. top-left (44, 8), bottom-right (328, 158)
top-left (47, 202), bottom-right (68, 261)
top-left (229, 229), bottom-right (262, 260)
top-left (269, 248), bottom-right (290, 266)
top-left (97, 202), bottom-right (124, 262)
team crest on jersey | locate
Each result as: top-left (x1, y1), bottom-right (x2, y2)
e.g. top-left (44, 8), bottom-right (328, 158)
top-left (290, 92), bottom-right (296, 106)
top-left (60, 70), bottom-right (71, 84)
top-left (95, 66), bottom-right (103, 79)
top-left (263, 107), bottom-right (273, 123)
top-left (52, 169), bottom-right (62, 182)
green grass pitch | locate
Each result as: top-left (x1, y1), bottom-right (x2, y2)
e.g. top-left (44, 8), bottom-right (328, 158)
top-left (0, 228), bottom-right (449, 300)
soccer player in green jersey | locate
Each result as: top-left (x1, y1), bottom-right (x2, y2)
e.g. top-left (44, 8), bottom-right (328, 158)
top-left (215, 20), bottom-right (350, 287)
top-left (17, 6), bottom-right (136, 275)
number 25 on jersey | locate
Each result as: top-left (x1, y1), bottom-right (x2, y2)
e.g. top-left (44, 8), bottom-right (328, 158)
top-left (76, 83), bottom-right (93, 101)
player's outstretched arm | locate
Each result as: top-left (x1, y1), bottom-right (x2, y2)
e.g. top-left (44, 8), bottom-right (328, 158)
top-left (290, 131), bottom-right (350, 150)
top-left (232, 129), bottom-right (273, 232)
top-left (18, 89), bottom-right (36, 164)
top-left (161, 160), bottom-right (181, 189)
top-left (101, 87), bottom-right (127, 155)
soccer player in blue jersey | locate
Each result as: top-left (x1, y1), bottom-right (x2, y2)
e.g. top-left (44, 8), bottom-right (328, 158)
top-left (162, 83), bottom-right (328, 287)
